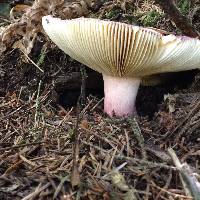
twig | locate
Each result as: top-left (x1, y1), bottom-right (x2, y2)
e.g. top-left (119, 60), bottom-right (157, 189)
top-left (151, 182), bottom-right (193, 199)
top-left (36, 45), bottom-right (47, 67)
top-left (34, 80), bottom-right (42, 128)
top-left (108, 146), bottom-right (118, 170)
top-left (0, 141), bottom-right (46, 151)
top-left (162, 99), bottom-right (200, 139)
top-left (124, 129), bottom-right (130, 157)
top-left (79, 66), bottom-right (87, 106)
top-left (81, 140), bottom-right (108, 153)
top-left (129, 118), bottom-right (147, 160)
top-left (82, 127), bottom-right (118, 150)
top-left (116, 155), bottom-right (177, 170)
top-left (21, 182), bottom-right (51, 200)
top-left (0, 105), bottom-right (25, 120)
top-left (53, 176), bottom-right (69, 199)
top-left (19, 154), bottom-right (37, 167)
top-left (168, 148), bottom-right (200, 200)
top-left (20, 49), bottom-right (44, 73)
top-left (155, 0), bottom-right (200, 38)
top-left (70, 67), bottom-right (87, 187)
top-left (91, 97), bottom-right (104, 111)
top-left (155, 171), bottom-right (172, 200)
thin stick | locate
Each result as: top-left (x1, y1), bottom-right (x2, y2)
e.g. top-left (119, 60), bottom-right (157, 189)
top-left (129, 118), bottom-right (147, 160)
top-left (34, 80), bottom-right (42, 128)
top-left (0, 141), bottom-right (46, 151)
top-left (22, 182), bottom-right (51, 200)
top-left (168, 148), bottom-right (200, 200)
top-left (20, 50), bottom-right (44, 73)
top-left (70, 67), bottom-right (87, 187)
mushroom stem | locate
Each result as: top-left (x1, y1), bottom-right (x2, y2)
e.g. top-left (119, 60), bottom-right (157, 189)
top-left (103, 74), bottom-right (141, 117)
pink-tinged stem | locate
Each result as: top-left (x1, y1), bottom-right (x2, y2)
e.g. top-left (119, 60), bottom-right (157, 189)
top-left (103, 74), bottom-right (141, 117)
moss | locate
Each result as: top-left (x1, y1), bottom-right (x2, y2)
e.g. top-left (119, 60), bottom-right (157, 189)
top-left (125, 15), bottom-right (137, 24)
top-left (140, 10), bottom-right (161, 27)
top-left (178, 0), bottom-right (190, 15)
top-left (105, 7), bottom-right (122, 20)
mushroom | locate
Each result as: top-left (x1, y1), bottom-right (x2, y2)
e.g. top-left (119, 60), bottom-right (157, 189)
top-left (42, 16), bottom-right (200, 117)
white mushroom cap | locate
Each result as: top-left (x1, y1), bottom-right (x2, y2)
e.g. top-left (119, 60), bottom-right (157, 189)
top-left (149, 35), bottom-right (200, 75)
top-left (42, 16), bottom-right (200, 78)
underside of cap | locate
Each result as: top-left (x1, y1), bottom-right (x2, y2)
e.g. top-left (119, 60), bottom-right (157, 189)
top-left (42, 16), bottom-right (200, 77)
